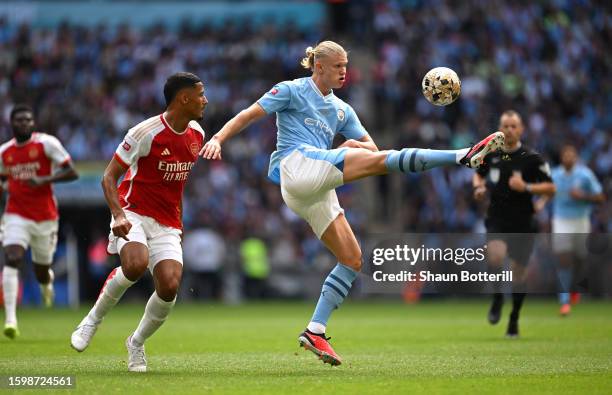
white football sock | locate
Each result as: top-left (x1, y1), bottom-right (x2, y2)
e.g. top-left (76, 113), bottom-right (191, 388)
top-left (455, 148), bottom-right (470, 163)
top-left (131, 292), bottom-right (175, 347)
top-left (88, 267), bottom-right (134, 323)
top-left (2, 266), bottom-right (19, 326)
top-left (307, 321), bottom-right (326, 334)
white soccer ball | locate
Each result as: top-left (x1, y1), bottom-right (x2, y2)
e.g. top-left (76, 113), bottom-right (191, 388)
top-left (421, 67), bottom-right (461, 106)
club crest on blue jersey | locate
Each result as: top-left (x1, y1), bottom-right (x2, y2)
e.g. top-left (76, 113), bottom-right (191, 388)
top-left (337, 109), bottom-right (345, 121)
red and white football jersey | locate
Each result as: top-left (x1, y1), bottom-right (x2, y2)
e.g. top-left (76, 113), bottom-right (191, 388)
top-left (114, 114), bottom-right (205, 230)
top-left (0, 132), bottom-right (71, 221)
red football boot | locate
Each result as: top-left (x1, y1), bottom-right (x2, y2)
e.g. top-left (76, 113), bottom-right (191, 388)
top-left (560, 303), bottom-right (571, 316)
top-left (298, 330), bottom-right (342, 366)
top-left (460, 131), bottom-right (505, 168)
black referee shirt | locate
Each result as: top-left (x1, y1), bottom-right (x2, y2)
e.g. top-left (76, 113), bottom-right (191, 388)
top-left (477, 145), bottom-right (552, 224)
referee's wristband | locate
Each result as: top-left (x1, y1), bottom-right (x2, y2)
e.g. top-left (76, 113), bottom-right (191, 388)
top-left (525, 183), bottom-right (533, 193)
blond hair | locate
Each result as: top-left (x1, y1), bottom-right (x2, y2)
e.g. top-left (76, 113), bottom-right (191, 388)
top-left (300, 41), bottom-right (347, 71)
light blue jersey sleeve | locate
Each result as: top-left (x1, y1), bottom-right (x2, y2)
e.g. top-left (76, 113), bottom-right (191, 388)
top-left (257, 83), bottom-right (292, 114)
top-left (581, 167), bottom-right (603, 194)
top-left (338, 105), bottom-right (368, 140)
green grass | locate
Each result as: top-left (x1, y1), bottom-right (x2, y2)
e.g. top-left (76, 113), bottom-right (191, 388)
top-left (0, 300), bottom-right (611, 394)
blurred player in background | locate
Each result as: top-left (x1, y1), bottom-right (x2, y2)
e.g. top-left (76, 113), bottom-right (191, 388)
top-left (70, 72), bottom-right (207, 372)
top-left (201, 40), bottom-right (504, 365)
top-left (473, 110), bottom-right (555, 338)
top-left (0, 104), bottom-right (78, 339)
top-left (551, 144), bottom-right (604, 316)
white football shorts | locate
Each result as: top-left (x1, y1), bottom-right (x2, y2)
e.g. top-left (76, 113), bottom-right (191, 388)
top-left (107, 210), bottom-right (183, 271)
top-left (280, 147), bottom-right (348, 239)
top-left (552, 216), bottom-right (591, 256)
top-left (1, 213), bottom-right (58, 265)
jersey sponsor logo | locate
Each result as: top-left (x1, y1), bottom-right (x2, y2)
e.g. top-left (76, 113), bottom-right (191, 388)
top-left (304, 117), bottom-right (334, 139)
top-left (158, 160), bottom-right (195, 182)
top-left (337, 109), bottom-right (345, 121)
top-left (161, 148), bottom-right (171, 156)
top-left (189, 143), bottom-right (199, 156)
top-left (6, 162), bottom-right (41, 179)
top-left (122, 141), bottom-right (132, 151)
top-left (270, 88), bottom-right (279, 95)
top-left (158, 161), bottom-right (194, 172)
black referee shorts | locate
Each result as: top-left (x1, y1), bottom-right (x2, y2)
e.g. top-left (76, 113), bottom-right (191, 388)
top-left (485, 217), bottom-right (538, 266)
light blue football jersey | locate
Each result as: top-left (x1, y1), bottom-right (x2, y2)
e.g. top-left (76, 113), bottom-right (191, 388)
top-left (552, 164), bottom-right (602, 219)
top-left (257, 77), bottom-right (368, 184)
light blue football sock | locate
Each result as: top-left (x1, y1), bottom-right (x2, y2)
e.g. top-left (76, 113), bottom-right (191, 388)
top-left (310, 263), bottom-right (358, 328)
top-left (558, 267), bottom-right (572, 305)
top-left (385, 148), bottom-right (469, 173)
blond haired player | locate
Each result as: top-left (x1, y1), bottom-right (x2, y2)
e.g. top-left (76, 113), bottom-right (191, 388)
top-left (201, 41), bottom-right (504, 365)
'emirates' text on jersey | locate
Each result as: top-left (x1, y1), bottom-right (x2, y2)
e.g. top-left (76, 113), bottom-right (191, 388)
top-left (0, 132), bottom-right (71, 221)
top-left (476, 145), bottom-right (552, 222)
top-left (114, 114), bottom-right (205, 229)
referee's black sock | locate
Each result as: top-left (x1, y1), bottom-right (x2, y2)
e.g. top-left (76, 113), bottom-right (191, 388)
top-left (510, 293), bottom-right (526, 322)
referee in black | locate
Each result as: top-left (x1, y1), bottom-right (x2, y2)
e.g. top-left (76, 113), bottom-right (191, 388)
top-left (473, 110), bottom-right (555, 338)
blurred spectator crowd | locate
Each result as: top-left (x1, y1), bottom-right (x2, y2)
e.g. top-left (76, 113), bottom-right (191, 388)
top-left (365, 0), bottom-right (610, 233)
top-left (0, 0), bottom-right (609, 299)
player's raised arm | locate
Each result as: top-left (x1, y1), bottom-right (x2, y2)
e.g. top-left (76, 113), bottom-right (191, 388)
top-left (101, 157), bottom-right (131, 240)
top-left (201, 103), bottom-right (267, 160)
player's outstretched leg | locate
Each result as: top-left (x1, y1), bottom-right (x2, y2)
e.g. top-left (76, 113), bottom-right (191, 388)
top-left (385, 131), bottom-right (504, 173)
top-left (71, 266), bottom-right (135, 351)
top-left (126, 260), bottom-right (180, 372)
top-left (2, 265), bottom-right (20, 339)
top-left (342, 131), bottom-right (504, 183)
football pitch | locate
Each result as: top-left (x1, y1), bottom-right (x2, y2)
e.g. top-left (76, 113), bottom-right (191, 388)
top-left (1, 300), bottom-right (610, 394)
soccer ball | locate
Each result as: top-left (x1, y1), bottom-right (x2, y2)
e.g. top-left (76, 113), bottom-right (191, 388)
top-left (421, 67), bottom-right (461, 106)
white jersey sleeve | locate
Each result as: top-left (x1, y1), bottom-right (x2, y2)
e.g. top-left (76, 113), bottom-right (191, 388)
top-left (0, 141), bottom-right (11, 175)
top-left (115, 116), bottom-right (161, 167)
top-left (188, 120), bottom-right (206, 140)
top-left (40, 133), bottom-right (71, 165)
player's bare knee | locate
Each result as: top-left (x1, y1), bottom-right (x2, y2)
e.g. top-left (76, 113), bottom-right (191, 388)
top-left (156, 278), bottom-right (180, 301)
top-left (120, 245), bottom-right (149, 280)
top-left (121, 256), bottom-right (148, 281)
top-left (5, 254), bottom-right (24, 269)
